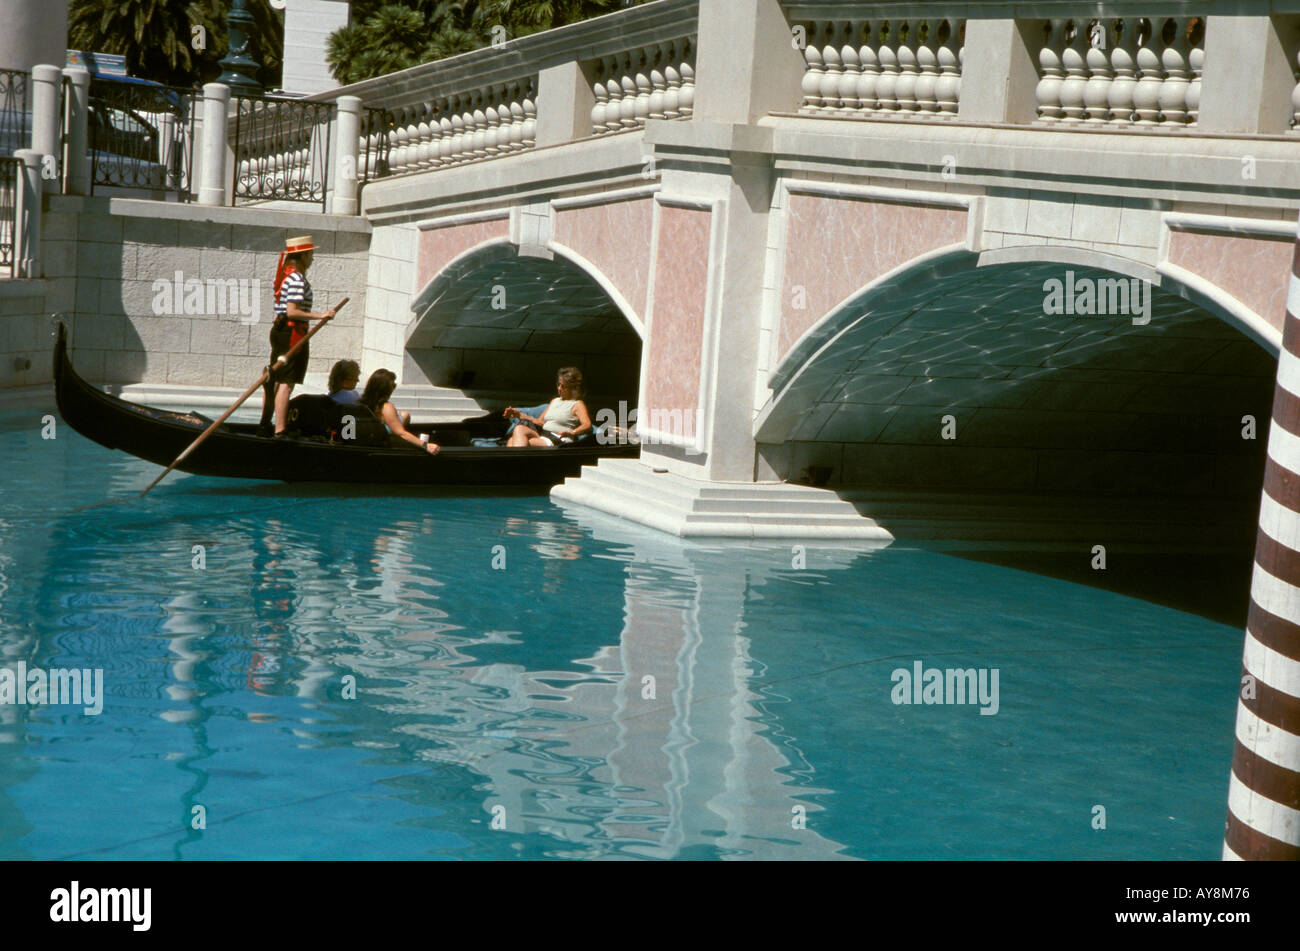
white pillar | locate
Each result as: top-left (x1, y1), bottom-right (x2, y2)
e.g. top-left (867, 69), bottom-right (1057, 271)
top-left (1199, 16), bottom-right (1294, 134)
top-left (61, 68), bottom-right (91, 197)
top-left (12, 149), bottom-right (42, 278)
top-left (535, 60), bottom-right (595, 147)
top-left (29, 65), bottom-right (62, 193)
top-left (332, 95), bottom-right (361, 215)
top-left (694, 0), bottom-right (804, 122)
top-left (958, 19), bottom-right (1040, 124)
top-left (199, 83), bottom-right (231, 207)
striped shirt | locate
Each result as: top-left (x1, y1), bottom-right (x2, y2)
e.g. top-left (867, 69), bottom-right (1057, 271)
top-left (274, 269), bottom-right (313, 320)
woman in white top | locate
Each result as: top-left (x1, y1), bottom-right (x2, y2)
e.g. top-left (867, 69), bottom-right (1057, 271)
top-left (504, 367), bottom-right (593, 447)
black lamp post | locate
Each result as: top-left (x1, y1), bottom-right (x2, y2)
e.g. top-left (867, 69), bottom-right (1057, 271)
top-left (216, 0), bottom-right (263, 95)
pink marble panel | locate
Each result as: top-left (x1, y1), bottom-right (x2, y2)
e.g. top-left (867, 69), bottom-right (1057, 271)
top-left (779, 195), bottom-right (968, 362)
top-left (644, 206), bottom-right (711, 419)
top-left (554, 198), bottom-right (654, 323)
top-left (1168, 230), bottom-right (1295, 334)
top-left (415, 218), bottom-right (510, 290)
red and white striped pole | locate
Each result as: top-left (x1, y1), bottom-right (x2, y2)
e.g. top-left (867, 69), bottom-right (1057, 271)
top-left (1224, 219), bottom-right (1300, 860)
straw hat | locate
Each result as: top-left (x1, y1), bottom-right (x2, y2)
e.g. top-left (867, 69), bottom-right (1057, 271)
top-left (284, 235), bottom-right (317, 254)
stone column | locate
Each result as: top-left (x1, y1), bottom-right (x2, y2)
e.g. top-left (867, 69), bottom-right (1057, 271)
top-left (694, 0), bottom-right (804, 122)
top-left (1199, 16), bottom-right (1295, 134)
top-left (1224, 209), bottom-right (1300, 860)
top-left (29, 65), bottom-right (63, 194)
top-left (957, 19), bottom-right (1040, 124)
top-left (331, 95), bottom-right (362, 215)
top-left (535, 60), bottom-right (596, 147)
top-left (61, 68), bottom-right (91, 197)
top-left (12, 149), bottom-right (42, 278)
top-left (198, 83), bottom-right (231, 207)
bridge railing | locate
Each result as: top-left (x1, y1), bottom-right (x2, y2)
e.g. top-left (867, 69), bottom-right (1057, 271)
top-left (314, 0), bottom-right (698, 180)
top-left (780, 4), bottom-right (1300, 134)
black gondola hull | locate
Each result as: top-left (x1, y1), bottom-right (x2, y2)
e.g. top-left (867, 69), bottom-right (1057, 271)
top-left (53, 324), bottom-right (638, 485)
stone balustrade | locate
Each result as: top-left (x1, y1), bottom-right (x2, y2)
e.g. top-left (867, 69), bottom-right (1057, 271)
top-left (363, 78), bottom-right (538, 179)
top-left (588, 36), bottom-right (695, 135)
top-left (795, 18), bottom-right (964, 117)
top-left (1034, 16), bottom-right (1205, 127)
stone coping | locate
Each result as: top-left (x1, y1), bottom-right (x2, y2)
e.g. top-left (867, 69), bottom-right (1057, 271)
top-left (46, 196), bottom-right (372, 234)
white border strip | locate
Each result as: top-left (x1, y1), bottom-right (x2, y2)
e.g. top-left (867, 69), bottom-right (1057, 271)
top-left (1235, 702), bottom-right (1300, 772)
top-left (1278, 346), bottom-right (1300, 400)
top-left (416, 208), bottom-right (512, 231)
top-left (784, 178), bottom-right (976, 211)
top-left (1257, 490), bottom-right (1300, 552)
top-left (1267, 415), bottom-right (1300, 477)
top-left (1164, 211), bottom-right (1299, 241)
top-left (655, 193), bottom-right (717, 212)
top-left (1227, 771), bottom-right (1300, 847)
top-left (551, 184), bottom-right (661, 211)
top-left (1242, 624), bottom-right (1300, 700)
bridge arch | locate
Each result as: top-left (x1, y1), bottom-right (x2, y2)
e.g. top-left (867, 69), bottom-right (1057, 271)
top-left (756, 244), bottom-right (1278, 500)
top-left (405, 238), bottom-right (643, 404)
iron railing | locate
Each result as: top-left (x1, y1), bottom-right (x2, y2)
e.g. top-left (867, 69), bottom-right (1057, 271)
top-left (360, 106), bottom-right (392, 185)
top-left (0, 156), bottom-right (18, 276)
top-left (232, 95), bottom-right (335, 209)
top-left (0, 68), bottom-right (29, 156)
top-left (88, 77), bottom-right (197, 198)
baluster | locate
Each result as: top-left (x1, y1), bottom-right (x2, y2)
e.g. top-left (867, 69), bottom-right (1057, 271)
top-left (802, 22), bottom-right (826, 111)
top-left (483, 88), bottom-right (502, 154)
top-left (469, 93), bottom-right (488, 157)
top-left (857, 21), bottom-right (880, 112)
top-left (416, 110), bottom-right (434, 167)
top-left (449, 101), bottom-right (467, 162)
top-left (876, 21), bottom-right (899, 111)
top-left (521, 85), bottom-right (536, 147)
top-left (1060, 20), bottom-right (1089, 121)
top-left (1133, 18), bottom-right (1163, 125)
top-left (619, 52), bottom-right (639, 128)
top-left (838, 21), bottom-right (862, 111)
top-left (436, 110), bottom-right (454, 165)
top-left (497, 94), bottom-right (515, 152)
top-left (634, 47), bottom-right (653, 124)
top-left (1158, 16), bottom-right (1192, 125)
top-left (663, 42), bottom-right (683, 119)
top-left (391, 116), bottom-right (410, 171)
top-left (604, 54), bottom-right (624, 132)
top-left (506, 83), bottom-right (523, 151)
top-left (935, 19), bottom-right (962, 117)
top-left (915, 20), bottom-right (940, 114)
top-left (1082, 18), bottom-right (1113, 122)
top-left (818, 25), bottom-right (842, 111)
top-left (649, 42), bottom-right (669, 119)
top-left (1108, 18), bottom-right (1138, 124)
top-left (895, 20), bottom-right (919, 113)
top-left (1186, 19), bottom-right (1204, 124)
top-left (678, 40), bottom-right (695, 117)
top-left (1036, 19), bottom-right (1069, 121)
top-left (591, 60), bottom-right (609, 133)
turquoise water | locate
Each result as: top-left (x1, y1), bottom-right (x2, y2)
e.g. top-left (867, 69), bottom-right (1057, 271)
top-left (0, 407), bottom-right (1247, 859)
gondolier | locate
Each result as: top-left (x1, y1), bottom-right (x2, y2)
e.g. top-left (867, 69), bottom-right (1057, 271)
top-left (259, 235), bottom-right (338, 436)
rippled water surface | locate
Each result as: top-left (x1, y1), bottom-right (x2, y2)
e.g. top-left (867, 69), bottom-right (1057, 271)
top-left (0, 407), bottom-right (1248, 859)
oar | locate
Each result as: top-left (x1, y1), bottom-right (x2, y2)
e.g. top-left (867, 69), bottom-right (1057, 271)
top-left (139, 297), bottom-right (349, 497)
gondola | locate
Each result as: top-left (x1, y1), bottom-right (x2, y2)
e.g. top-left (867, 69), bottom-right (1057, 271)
top-left (53, 323), bottom-right (639, 485)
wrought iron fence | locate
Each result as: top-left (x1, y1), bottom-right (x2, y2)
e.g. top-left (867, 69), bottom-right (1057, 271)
top-left (88, 77), bottom-right (197, 198)
top-left (1, 156), bottom-right (18, 276)
top-left (232, 95), bottom-right (335, 208)
top-left (360, 106), bottom-right (392, 185)
top-left (0, 69), bottom-right (29, 156)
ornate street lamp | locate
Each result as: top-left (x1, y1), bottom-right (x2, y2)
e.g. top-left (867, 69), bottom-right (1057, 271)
top-left (216, 0), bottom-right (263, 95)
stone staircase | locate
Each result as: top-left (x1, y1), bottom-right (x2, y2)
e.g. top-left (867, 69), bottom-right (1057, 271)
top-left (550, 458), bottom-right (892, 540)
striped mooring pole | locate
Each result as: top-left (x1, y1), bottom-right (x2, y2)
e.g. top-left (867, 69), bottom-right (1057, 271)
top-left (1224, 218), bottom-right (1300, 860)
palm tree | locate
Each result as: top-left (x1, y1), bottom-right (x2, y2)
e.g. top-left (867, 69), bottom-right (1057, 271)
top-left (475, 0), bottom-right (626, 37)
top-left (68, 0), bottom-right (284, 88)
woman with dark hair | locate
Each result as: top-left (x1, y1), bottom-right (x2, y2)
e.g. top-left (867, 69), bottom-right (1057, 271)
top-left (359, 369), bottom-right (440, 454)
top-left (504, 367), bottom-right (592, 447)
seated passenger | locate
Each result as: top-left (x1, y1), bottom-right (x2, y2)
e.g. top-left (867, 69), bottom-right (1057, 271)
top-left (504, 367), bottom-right (592, 447)
top-left (359, 369), bottom-right (439, 454)
top-left (328, 360), bottom-right (361, 404)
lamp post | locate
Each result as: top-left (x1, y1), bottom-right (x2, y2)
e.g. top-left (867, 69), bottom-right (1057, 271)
top-left (216, 0), bottom-right (263, 95)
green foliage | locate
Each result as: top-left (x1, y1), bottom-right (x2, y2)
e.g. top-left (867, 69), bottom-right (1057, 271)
top-left (68, 0), bottom-right (284, 88)
top-left (327, 0), bottom-right (639, 86)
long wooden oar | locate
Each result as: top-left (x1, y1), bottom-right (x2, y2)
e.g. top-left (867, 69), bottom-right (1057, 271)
top-left (140, 297), bottom-right (349, 496)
